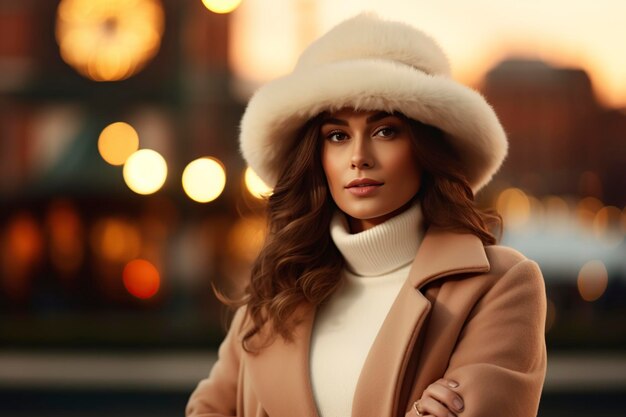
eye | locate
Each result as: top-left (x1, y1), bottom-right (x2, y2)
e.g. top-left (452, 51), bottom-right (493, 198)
top-left (326, 130), bottom-right (348, 142)
top-left (374, 127), bottom-right (397, 138)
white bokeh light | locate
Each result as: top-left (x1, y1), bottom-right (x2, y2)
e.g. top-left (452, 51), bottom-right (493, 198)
top-left (123, 149), bottom-right (167, 195)
top-left (182, 157), bottom-right (226, 203)
top-left (244, 167), bottom-right (272, 199)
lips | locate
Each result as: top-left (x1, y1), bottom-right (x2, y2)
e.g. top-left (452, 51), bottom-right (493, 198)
top-left (345, 178), bottom-right (384, 188)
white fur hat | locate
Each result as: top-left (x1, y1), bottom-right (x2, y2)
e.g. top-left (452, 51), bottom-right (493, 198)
top-left (239, 13), bottom-right (507, 194)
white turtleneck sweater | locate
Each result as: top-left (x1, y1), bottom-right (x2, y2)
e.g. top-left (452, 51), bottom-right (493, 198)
top-left (310, 203), bottom-right (424, 417)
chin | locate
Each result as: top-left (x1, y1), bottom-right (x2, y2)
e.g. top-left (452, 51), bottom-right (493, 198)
top-left (339, 203), bottom-right (396, 221)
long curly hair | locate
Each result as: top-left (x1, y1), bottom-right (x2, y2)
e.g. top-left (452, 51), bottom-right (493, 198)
top-left (220, 112), bottom-right (502, 352)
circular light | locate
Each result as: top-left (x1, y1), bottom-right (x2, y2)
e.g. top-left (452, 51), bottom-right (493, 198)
top-left (123, 259), bottom-right (160, 299)
top-left (592, 205), bottom-right (623, 246)
top-left (495, 188), bottom-right (530, 230)
top-left (577, 260), bottom-right (608, 302)
top-left (91, 218), bottom-right (141, 262)
top-left (182, 157), bottom-right (226, 203)
top-left (201, 0), bottom-right (242, 14)
top-left (98, 122), bottom-right (139, 165)
top-left (6, 213), bottom-right (43, 266)
top-left (576, 196), bottom-right (604, 229)
top-left (543, 196), bottom-right (569, 218)
top-left (55, 0), bottom-right (165, 81)
top-left (123, 149), bottom-right (167, 195)
top-left (593, 205), bottom-right (621, 233)
top-left (244, 167), bottom-right (272, 199)
top-left (227, 216), bottom-right (266, 262)
top-left (47, 200), bottom-right (84, 275)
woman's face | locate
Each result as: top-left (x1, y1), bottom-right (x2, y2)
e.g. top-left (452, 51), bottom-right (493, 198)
top-left (320, 108), bottom-right (422, 233)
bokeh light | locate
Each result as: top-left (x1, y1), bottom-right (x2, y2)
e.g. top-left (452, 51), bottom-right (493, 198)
top-left (122, 259), bottom-right (160, 299)
top-left (55, 0), bottom-right (165, 81)
top-left (577, 260), bottom-right (608, 302)
top-left (181, 157), bottom-right (226, 203)
top-left (227, 216), bottom-right (266, 262)
top-left (592, 205), bottom-right (623, 244)
top-left (201, 0), bottom-right (242, 14)
top-left (98, 122), bottom-right (139, 165)
top-left (527, 195), bottom-right (544, 220)
top-left (543, 196), bottom-right (569, 219)
top-left (576, 196), bottom-right (604, 229)
top-left (91, 218), bottom-right (142, 263)
top-left (496, 187), bottom-right (531, 230)
top-left (1, 213), bottom-right (43, 301)
top-left (5, 214), bottom-right (44, 269)
top-left (244, 167), bottom-right (272, 199)
top-left (46, 200), bottom-right (84, 276)
top-left (123, 149), bottom-right (167, 195)
top-left (541, 195), bottom-right (570, 230)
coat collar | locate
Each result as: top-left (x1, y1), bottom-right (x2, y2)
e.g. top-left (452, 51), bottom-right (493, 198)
top-left (245, 227), bottom-right (490, 417)
top-left (408, 226), bottom-right (491, 289)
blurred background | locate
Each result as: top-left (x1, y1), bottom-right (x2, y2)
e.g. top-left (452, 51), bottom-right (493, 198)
top-left (0, 0), bottom-right (624, 416)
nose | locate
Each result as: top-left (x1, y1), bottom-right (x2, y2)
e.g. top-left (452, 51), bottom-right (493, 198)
top-left (350, 136), bottom-right (374, 169)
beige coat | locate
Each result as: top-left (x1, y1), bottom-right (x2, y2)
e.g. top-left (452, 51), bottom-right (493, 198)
top-left (186, 227), bottom-right (548, 417)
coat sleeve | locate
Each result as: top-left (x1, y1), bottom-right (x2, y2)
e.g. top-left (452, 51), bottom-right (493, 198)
top-left (186, 307), bottom-right (246, 417)
top-left (440, 259), bottom-right (547, 417)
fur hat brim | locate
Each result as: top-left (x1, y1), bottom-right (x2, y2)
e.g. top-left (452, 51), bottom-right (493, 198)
top-left (239, 17), bottom-right (507, 194)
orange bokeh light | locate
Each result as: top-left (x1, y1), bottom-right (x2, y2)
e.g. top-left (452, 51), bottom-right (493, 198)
top-left (91, 218), bottom-right (141, 263)
top-left (1, 213), bottom-right (43, 300)
top-left (55, 0), bottom-right (165, 82)
top-left (46, 200), bottom-right (84, 276)
top-left (577, 260), bottom-right (608, 302)
top-left (122, 259), bottom-right (160, 299)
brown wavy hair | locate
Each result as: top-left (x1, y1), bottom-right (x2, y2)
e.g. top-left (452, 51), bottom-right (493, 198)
top-left (221, 112), bottom-right (502, 352)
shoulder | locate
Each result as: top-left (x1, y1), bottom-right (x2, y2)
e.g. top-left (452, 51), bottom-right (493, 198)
top-left (482, 244), bottom-right (545, 301)
top-left (218, 305), bottom-right (249, 352)
top-left (228, 304), bottom-right (279, 353)
top-left (484, 244), bottom-right (527, 270)
top-left (230, 305), bottom-right (250, 336)
top-left (484, 244), bottom-right (541, 278)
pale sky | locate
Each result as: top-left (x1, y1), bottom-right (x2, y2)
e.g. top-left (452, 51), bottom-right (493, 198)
top-left (229, 0), bottom-right (626, 108)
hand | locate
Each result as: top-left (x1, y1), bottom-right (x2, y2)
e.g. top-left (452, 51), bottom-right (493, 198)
top-left (413, 378), bottom-right (464, 417)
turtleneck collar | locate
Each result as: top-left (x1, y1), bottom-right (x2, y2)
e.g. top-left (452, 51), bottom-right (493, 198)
top-left (330, 202), bottom-right (424, 277)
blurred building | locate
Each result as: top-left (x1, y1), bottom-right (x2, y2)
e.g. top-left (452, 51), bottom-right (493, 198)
top-left (483, 58), bottom-right (626, 207)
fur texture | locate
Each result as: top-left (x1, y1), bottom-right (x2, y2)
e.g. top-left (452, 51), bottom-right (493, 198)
top-left (239, 13), bottom-right (508, 194)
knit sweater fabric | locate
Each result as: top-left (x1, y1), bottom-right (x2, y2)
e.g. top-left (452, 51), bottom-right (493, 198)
top-left (310, 202), bottom-right (424, 417)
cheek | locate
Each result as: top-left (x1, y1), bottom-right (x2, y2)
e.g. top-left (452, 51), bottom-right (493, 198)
top-left (321, 164), bottom-right (336, 206)
top-left (321, 147), bottom-right (340, 189)
top-left (386, 146), bottom-right (420, 177)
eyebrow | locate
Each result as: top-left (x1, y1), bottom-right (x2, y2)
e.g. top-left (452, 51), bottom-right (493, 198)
top-left (321, 111), bottom-right (395, 126)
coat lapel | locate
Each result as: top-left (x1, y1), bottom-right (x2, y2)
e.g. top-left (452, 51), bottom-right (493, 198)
top-left (352, 227), bottom-right (490, 417)
top-left (245, 303), bottom-right (320, 417)
top-left (407, 227), bottom-right (491, 289)
top-left (351, 275), bottom-right (431, 417)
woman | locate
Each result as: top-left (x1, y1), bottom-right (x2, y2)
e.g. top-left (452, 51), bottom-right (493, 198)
top-left (187, 13), bottom-right (547, 417)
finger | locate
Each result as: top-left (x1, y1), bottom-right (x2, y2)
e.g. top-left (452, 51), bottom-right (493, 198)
top-left (426, 382), bottom-right (465, 413)
top-left (420, 397), bottom-right (457, 417)
top-left (437, 378), bottom-right (459, 388)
